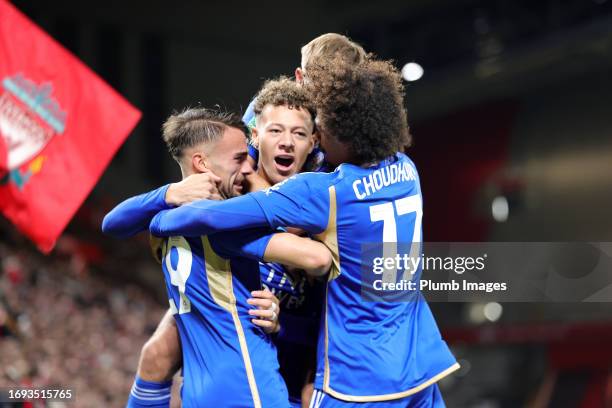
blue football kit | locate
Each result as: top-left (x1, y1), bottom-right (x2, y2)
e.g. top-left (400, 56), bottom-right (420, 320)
top-left (261, 261), bottom-right (324, 407)
top-left (103, 184), bottom-right (322, 407)
top-left (103, 187), bottom-right (290, 408)
top-left (150, 152), bottom-right (459, 404)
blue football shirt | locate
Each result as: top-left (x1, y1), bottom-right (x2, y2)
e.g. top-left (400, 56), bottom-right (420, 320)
top-left (150, 153), bottom-right (459, 402)
top-left (151, 230), bottom-right (290, 408)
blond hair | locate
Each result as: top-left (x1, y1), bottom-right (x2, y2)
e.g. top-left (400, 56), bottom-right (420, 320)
top-left (301, 33), bottom-right (367, 70)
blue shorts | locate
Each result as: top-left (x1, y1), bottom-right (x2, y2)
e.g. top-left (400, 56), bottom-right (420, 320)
top-left (308, 384), bottom-right (445, 408)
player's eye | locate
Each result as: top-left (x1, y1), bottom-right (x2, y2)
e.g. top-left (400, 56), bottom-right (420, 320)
top-left (269, 128), bottom-right (281, 134)
top-left (294, 131), bottom-right (307, 138)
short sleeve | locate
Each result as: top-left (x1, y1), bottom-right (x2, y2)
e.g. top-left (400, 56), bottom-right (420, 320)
top-left (211, 228), bottom-right (274, 261)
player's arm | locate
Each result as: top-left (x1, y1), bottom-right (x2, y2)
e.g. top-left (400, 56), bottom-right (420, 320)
top-left (212, 225), bottom-right (330, 278)
top-left (102, 184), bottom-right (172, 238)
top-left (263, 233), bottom-right (332, 277)
top-left (102, 172), bottom-right (221, 238)
top-left (150, 174), bottom-right (328, 237)
top-left (149, 195), bottom-right (269, 237)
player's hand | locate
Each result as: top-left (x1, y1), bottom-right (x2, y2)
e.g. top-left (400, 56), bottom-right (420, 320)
top-left (165, 171), bottom-right (222, 206)
top-left (247, 289), bottom-right (280, 334)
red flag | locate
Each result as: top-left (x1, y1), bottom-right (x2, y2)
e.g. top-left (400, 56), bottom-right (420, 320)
top-left (0, 0), bottom-right (141, 252)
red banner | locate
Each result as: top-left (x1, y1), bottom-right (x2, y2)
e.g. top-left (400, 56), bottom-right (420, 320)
top-left (0, 0), bottom-right (141, 252)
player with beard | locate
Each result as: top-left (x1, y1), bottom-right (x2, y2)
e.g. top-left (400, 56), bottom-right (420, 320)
top-left (103, 79), bottom-right (324, 407)
top-left (149, 57), bottom-right (459, 407)
top-left (106, 33), bottom-right (368, 408)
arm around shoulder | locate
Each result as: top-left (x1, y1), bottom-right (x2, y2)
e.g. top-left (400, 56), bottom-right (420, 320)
top-left (263, 233), bottom-right (332, 277)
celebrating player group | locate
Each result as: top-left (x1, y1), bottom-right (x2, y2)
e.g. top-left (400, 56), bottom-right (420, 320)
top-left (103, 33), bottom-right (459, 408)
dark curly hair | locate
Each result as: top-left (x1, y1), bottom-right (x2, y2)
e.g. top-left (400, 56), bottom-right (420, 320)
top-left (305, 56), bottom-right (411, 164)
top-left (253, 76), bottom-right (315, 124)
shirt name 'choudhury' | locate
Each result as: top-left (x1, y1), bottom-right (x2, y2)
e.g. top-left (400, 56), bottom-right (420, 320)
top-left (352, 161), bottom-right (417, 199)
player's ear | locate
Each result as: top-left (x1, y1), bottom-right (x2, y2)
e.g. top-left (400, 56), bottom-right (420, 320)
top-left (191, 151), bottom-right (208, 173)
top-left (307, 131), bottom-right (315, 154)
top-left (295, 67), bottom-right (304, 85)
top-left (250, 127), bottom-right (260, 148)
top-left (307, 118), bottom-right (317, 153)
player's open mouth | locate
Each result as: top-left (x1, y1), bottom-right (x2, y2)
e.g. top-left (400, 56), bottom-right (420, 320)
top-left (274, 155), bottom-right (295, 172)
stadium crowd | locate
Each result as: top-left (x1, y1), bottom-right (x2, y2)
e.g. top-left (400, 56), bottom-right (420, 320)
top-left (0, 217), bottom-right (175, 407)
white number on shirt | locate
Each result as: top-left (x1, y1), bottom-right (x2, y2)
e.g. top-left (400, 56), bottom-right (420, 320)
top-left (162, 236), bottom-right (193, 314)
top-left (369, 194), bottom-right (422, 283)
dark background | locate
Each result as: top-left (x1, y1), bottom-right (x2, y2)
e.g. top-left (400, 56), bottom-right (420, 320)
top-left (3, 0), bottom-right (612, 406)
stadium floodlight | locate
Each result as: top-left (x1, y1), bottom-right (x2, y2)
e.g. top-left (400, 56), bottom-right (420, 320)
top-left (484, 302), bottom-right (503, 322)
top-left (401, 62), bottom-right (424, 82)
top-left (491, 195), bottom-right (509, 222)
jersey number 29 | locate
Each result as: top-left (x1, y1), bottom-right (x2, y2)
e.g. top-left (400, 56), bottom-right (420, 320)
top-left (162, 236), bottom-right (192, 314)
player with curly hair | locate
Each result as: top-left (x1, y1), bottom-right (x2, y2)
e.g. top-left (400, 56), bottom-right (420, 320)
top-left (104, 78), bottom-right (326, 407)
top-left (150, 57), bottom-right (459, 407)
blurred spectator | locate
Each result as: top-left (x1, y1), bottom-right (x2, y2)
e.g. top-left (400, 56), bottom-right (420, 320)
top-left (0, 221), bottom-right (167, 407)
